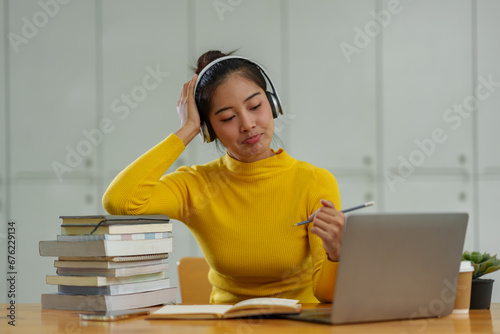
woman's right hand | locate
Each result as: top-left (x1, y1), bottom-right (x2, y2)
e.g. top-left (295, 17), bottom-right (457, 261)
top-left (175, 74), bottom-right (201, 145)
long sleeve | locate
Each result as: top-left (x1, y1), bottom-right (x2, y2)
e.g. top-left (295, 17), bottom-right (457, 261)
top-left (102, 133), bottom-right (186, 217)
top-left (308, 168), bottom-right (342, 302)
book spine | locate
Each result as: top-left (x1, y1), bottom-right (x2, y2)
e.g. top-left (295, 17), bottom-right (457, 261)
top-left (56, 232), bottom-right (172, 242)
top-left (56, 263), bottom-right (170, 277)
top-left (57, 278), bottom-right (171, 295)
top-left (46, 272), bottom-right (166, 286)
top-left (42, 287), bottom-right (177, 311)
top-left (40, 238), bottom-right (173, 257)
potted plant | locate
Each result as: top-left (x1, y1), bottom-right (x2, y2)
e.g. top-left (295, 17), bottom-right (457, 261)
top-left (462, 251), bottom-right (500, 309)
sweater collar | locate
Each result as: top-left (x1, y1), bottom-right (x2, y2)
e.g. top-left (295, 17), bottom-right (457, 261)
top-left (221, 148), bottom-right (293, 176)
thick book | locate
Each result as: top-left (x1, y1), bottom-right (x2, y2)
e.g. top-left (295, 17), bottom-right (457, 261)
top-left (148, 298), bottom-right (301, 319)
top-left (39, 237), bottom-right (173, 257)
top-left (58, 253), bottom-right (169, 262)
top-left (56, 232), bottom-right (172, 241)
top-left (59, 214), bottom-right (170, 225)
top-left (46, 271), bottom-right (166, 286)
top-left (56, 262), bottom-right (169, 277)
top-left (54, 258), bottom-right (168, 269)
top-left (61, 222), bottom-right (172, 235)
top-left (57, 278), bottom-right (171, 296)
top-left (42, 287), bottom-right (177, 311)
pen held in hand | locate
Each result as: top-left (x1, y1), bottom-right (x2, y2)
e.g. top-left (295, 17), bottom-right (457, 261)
top-left (293, 201), bottom-right (375, 227)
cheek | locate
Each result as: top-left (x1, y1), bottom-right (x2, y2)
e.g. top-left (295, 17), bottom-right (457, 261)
top-left (259, 106), bottom-right (274, 125)
top-left (212, 122), bottom-right (237, 141)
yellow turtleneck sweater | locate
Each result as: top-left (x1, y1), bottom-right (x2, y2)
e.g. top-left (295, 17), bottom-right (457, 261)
top-left (102, 133), bottom-right (341, 303)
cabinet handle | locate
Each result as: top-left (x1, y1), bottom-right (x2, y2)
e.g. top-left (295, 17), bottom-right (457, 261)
top-left (85, 194), bottom-right (93, 205)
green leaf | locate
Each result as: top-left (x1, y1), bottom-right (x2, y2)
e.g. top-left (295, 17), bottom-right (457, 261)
top-left (482, 252), bottom-right (492, 261)
top-left (483, 265), bottom-right (500, 276)
top-left (473, 263), bottom-right (480, 279)
top-left (479, 261), bottom-right (490, 273)
top-left (462, 251), bottom-right (471, 260)
top-left (470, 251), bottom-right (483, 263)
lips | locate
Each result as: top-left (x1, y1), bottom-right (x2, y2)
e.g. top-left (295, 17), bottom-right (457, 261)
top-left (242, 133), bottom-right (262, 145)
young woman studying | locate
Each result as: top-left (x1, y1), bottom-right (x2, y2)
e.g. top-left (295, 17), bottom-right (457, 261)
top-left (102, 50), bottom-right (345, 304)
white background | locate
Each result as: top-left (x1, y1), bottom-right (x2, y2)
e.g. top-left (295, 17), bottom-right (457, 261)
top-left (1, 0), bottom-right (499, 304)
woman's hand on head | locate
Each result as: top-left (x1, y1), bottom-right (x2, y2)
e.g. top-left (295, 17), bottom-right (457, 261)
top-left (175, 74), bottom-right (201, 145)
top-left (309, 199), bottom-right (345, 262)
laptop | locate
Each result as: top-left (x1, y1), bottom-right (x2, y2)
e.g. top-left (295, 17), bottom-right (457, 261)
top-left (282, 212), bottom-right (468, 325)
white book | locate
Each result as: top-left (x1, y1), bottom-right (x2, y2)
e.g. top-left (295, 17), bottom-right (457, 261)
top-left (46, 272), bottom-right (166, 286)
top-left (39, 237), bottom-right (173, 257)
top-left (58, 278), bottom-right (171, 295)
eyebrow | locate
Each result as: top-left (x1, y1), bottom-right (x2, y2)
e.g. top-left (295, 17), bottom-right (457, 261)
top-left (214, 92), bottom-right (261, 115)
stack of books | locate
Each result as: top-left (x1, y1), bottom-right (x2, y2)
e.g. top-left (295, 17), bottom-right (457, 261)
top-left (39, 215), bottom-right (177, 312)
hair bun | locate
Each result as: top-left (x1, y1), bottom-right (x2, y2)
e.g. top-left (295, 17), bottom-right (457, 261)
top-left (195, 50), bottom-right (235, 74)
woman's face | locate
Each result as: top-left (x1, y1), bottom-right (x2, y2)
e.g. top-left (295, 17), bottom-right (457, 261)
top-left (208, 74), bottom-right (275, 163)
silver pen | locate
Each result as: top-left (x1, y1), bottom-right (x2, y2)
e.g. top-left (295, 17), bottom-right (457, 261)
top-left (294, 201), bottom-right (375, 226)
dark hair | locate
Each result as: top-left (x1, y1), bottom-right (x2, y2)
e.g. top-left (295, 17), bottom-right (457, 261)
top-left (193, 50), bottom-right (267, 142)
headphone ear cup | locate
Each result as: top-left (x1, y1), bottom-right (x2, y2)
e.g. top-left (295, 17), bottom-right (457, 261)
top-left (266, 91), bottom-right (280, 119)
top-left (200, 122), bottom-right (213, 143)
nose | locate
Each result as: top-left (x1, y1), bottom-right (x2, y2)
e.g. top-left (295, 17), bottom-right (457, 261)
top-left (239, 110), bottom-right (256, 132)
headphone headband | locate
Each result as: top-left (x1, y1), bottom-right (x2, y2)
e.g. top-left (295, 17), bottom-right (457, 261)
top-left (194, 55), bottom-right (283, 143)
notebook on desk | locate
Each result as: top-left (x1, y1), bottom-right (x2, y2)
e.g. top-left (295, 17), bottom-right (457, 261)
top-left (282, 212), bottom-right (468, 325)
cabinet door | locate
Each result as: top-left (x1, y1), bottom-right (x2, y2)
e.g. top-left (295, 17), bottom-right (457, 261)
top-left (478, 177), bottom-right (500, 303)
top-left (382, 0), bottom-right (473, 172)
top-left (335, 174), bottom-right (378, 213)
top-left (11, 183), bottom-right (97, 303)
top-left (288, 0), bottom-right (377, 171)
top-left (383, 175), bottom-right (475, 251)
top-left (9, 1), bottom-right (97, 181)
top-left (189, 0), bottom-right (284, 165)
top-left (477, 1), bottom-right (500, 172)
top-left (102, 0), bottom-right (189, 182)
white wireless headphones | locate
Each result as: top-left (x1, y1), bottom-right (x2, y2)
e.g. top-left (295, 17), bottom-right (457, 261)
top-left (194, 55), bottom-right (284, 143)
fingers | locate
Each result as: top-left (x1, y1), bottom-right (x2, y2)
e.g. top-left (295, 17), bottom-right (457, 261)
top-left (309, 199), bottom-right (345, 261)
top-left (188, 74), bottom-right (198, 99)
top-left (311, 210), bottom-right (344, 236)
top-left (178, 75), bottom-right (198, 106)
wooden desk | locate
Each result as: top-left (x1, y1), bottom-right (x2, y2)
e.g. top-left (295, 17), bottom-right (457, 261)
top-left (2, 303), bottom-right (499, 333)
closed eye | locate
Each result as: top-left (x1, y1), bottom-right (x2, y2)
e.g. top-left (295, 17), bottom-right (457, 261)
top-left (250, 103), bottom-right (262, 111)
top-left (221, 115), bottom-right (235, 122)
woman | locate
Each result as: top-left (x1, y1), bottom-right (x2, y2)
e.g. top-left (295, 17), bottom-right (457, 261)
top-left (102, 50), bottom-right (344, 303)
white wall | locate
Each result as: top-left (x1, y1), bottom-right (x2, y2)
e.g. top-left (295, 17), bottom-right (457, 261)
top-left (1, 0), bottom-right (499, 303)
top-left (0, 0), bottom-right (7, 304)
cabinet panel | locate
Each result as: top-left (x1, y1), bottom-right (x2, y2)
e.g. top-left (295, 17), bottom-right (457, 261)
top-left (189, 0), bottom-right (283, 166)
top-left (288, 0), bottom-right (377, 170)
top-left (11, 182), bottom-right (97, 303)
top-left (383, 175), bottom-right (475, 251)
top-left (9, 1), bottom-right (97, 180)
top-left (478, 177), bottom-right (500, 302)
top-left (477, 1), bottom-right (500, 172)
top-left (102, 0), bottom-right (189, 179)
top-left (334, 174), bottom-right (378, 213)
top-left (382, 0), bottom-right (473, 171)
